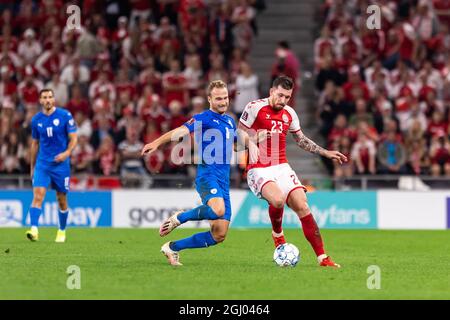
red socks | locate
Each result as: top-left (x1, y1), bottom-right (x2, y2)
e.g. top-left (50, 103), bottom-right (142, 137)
top-left (268, 205), bottom-right (284, 234)
top-left (300, 213), bottom-right (325, 257)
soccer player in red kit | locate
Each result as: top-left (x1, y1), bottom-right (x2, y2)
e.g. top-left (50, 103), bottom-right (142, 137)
top-left (238, 76), bottom-right (347, 267)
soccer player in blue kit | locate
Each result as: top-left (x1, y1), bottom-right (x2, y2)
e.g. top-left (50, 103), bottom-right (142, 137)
top-left (141, 80), bottom-right (249, 266)
top-left (26, 89), bottom-right (78, 243)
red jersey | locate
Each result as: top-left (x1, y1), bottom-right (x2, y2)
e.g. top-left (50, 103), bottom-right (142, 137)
top-left (239, 98), bottom-right (301, 170)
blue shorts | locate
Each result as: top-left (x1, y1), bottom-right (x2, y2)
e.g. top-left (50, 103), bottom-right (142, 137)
top-left (195, 175), bottom-right (232, 221)
top-left (33, 161), bottom-right (71, 193)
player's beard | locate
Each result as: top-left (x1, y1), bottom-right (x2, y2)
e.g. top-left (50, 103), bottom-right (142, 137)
top-left (272, 103), bottom-right (285, 111)
top-left (43, 102), bottom-right (54, 113)
top-left (269, 97), bottom-right (285, 111)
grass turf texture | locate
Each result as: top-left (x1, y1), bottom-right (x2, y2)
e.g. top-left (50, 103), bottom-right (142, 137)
top-left (1, 228), bottom-right (449, 299)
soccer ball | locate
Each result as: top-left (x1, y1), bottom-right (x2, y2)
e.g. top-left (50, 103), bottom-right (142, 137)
top-left (273, 243), bottom-right (300, 267)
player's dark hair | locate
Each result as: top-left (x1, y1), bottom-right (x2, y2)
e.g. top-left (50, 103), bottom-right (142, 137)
top-left (207, 80), bottom-right (227, 96)
top-left (272, 76), bottom-right (294, 90)
top-left (39, 88), bottom-right (54, 98)
top-left (278, 41), bottom-right (290, 49)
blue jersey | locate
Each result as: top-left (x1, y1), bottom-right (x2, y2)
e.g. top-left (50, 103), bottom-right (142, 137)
top-left (184, 109), bottom-right (237, 181)
top-left (31, 107), bottom-right (77, 166)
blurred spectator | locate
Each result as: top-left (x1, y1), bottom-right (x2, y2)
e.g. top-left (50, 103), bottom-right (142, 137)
top-left (118, 127), bottom-right (151, 188)
top-left (211, 2), bottom-right (234, 62)
top-left (17, 28), bottom-right (42, 65)
top-left (342, 65), bottom-right (370, 103)
top-left (162, 59), bottom-right (188, 107)
top-left (333, 136), bottom-right (353, 178)
top-left (17, 66), bottom-right (43, 110)
top-left (0, 66), bottom-right (17, 102)
top-left (427, 110), bottom-right (448, 139)
top-left (94, 134), bottom-right (119, 176)
top-left (91, 114), bottom-right (116, 150)
top-left (45, 73), bottom-right (68, 106)
top-left (233, 62), bottom-right (259, 116)
top-left (71, 134), bottom-right (94, 174)
top-left (35, 41), bottom-right (64, 81)
top-left (318, 81), bottom-right (349, 137)
top-left (429, 133), bottom-right (450, 176)
top-left (168, 100), bottom-right (188, 130)
top-left (351, 132), bottom-right (377, 175)
top-left (349, 98), bottom-right (374, 128)
top-left (231, 0), bottom-right (255, 54)
top-left (377, 131), bottom-right (408, 174)
top-left (66, 85), bottom-right (90, 118)
top-left (60, 55), bottom-right (91, 88)
top-left (271, 44), bottom-right (299, 107)
top-left (0, 131), bottom-right (25, 174)
top-left (183, 54), bottom-right (204, 97)
top-left (406, 137), bottom-right (429, 175)
top-left (189, 96), bottom-right (206, 117)
top-left (73, 111), bottom-right (93, 139)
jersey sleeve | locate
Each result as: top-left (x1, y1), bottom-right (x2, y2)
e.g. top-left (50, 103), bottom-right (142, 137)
top-left (231, 117), bottom-right (238, 143)
top-left (31, 118), bottom-right (39, 140)
top-left (288, 109), bottom-right (301, 133)
top-left (239, 102), bottom-right (258, 129)
top-left (66, 112), bottom-right (77, 134)
top-left (183, 113), bottom-right (206, 133)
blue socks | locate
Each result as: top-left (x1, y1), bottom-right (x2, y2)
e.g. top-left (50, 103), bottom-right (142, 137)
top-left (29, 207), bottom-right (69, 230)
top-left (58, 209), bottom-right (69, 231)
top-left (30, 207), bottom-right (42, 227)
top-left (170, 231), bottom-right (217, 251)
top-left (177, 205), bottom-right (220, 223)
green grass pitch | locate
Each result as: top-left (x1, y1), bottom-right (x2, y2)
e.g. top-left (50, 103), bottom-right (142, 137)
top-left (1, 228), bottom-right (450, 299)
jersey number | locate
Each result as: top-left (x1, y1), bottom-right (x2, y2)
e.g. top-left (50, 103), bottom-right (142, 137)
top-left (225, 127), bottom-right (230, 139)
top-left (46, 127), bottom-right (53, 137)
top-left (271, 120), bottom-right (283, 133)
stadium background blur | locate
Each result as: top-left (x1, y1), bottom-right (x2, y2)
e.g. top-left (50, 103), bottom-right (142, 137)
top-left (0, 0), bottom-right (449, 191)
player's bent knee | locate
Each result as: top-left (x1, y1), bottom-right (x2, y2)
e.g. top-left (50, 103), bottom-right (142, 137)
top-left (296, 202), bottom-right (310, 216)
top-left (211, 205), bottom-right (225, 217)
top-left (271, 198), bottom-right (284, 209)
top-left (212, 232), bottom-right (227, 243)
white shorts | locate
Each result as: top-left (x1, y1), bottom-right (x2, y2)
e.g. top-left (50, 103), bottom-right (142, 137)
top-left (247, 163), bottom-right (306, 200)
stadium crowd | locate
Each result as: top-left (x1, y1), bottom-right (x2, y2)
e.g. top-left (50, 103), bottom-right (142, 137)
top-left (316, 0), bottom-right (450, 179)
top-left (0, 0), bottom-right (265, 188)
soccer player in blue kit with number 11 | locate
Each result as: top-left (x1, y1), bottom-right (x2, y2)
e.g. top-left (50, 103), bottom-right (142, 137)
top-left (26, 89), bottom-right (78, 243)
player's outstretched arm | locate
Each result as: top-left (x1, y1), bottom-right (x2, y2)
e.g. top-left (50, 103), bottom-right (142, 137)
top-left (141, 125), bottom-right (190, 156)
top-left (292, 130), bottom-right (347, 165)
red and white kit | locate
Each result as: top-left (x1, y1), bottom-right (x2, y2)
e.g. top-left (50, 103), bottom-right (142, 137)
top-left (239, 98), bottom-right (307, 199)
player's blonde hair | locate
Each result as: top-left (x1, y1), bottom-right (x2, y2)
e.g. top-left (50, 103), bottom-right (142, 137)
top-left (207, 80), bottom-right (227, 96)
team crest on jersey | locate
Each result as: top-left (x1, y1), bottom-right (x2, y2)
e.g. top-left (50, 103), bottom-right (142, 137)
top-left (53, 119), bottom-right (60, 126)
top-left (242, 111), bottom-right (248, 121)
top-left (266, 114), bottom-right (271, 119)
top-left (282, 114), bottom-right (289, 123)
top-left (210, 188), bottom-right (218, 194)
